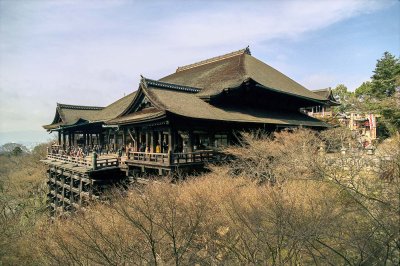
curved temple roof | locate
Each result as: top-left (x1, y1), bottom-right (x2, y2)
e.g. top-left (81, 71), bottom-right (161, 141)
top-left (108, 77), bottom-right (329, 128)
top-left (44, 47), bottom-right (332, 131)
top-left (44, 92), bottom-right (136, 130)
top-left (160, 48), bottom-right (326, 102)
top-left (312, 88), bottom-right (340, 106)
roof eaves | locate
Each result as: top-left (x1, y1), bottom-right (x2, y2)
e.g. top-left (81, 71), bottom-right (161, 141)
top-left (57, 103), bottom-right (104, 110)
top-left (143, 77), bottom-right (201, 93)
top-left (168, 111), bottom-right (329, 128)
top-left (254, 83), bottom-right (326, 106)
top-left (139, 78), bottom-right (167, 110)
top-left (107, 111), bottom-right (166, 125)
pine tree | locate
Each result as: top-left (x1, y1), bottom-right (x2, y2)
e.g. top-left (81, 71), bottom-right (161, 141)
top-left (354, 81), bottom-right (372, 98)
top-left (370, 52), bottom-right (400, 98)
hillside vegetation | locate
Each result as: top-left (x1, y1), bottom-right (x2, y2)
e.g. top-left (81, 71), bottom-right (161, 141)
top-left (0, 130), bottom-right (399, 265)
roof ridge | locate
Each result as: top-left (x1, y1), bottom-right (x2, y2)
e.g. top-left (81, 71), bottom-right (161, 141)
top-left (312, 88), bottom-right (331, 92)
top-left (176, 46), bottom-right (251, 73)
top-left (57, 103), bottom-right (104, 110)
top-left (143, 77), bottom-right (201, 93)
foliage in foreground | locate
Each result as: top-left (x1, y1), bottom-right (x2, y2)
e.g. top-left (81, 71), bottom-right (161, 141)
top-left (1, 131), bottom-right (399, 265)
top-left (0, 143), bottom-right (48, 265)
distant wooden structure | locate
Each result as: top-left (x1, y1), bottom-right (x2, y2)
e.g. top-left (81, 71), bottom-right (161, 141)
top-left (303, 88), bottom-right (340, 118)
top-left (42, 47), bottom-right (332, 215)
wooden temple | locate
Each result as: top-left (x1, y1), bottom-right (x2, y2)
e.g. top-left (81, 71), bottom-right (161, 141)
top-left (303, 88), bottom-right (340, 118)
top-left (42, 47), bottom-right (331, 215)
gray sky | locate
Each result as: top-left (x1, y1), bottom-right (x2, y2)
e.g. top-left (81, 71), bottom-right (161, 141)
top-left (0, 0), bottom-right (399, 141)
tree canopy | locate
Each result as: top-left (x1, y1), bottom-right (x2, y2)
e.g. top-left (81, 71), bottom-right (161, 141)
top-left (354, 81), bottom-right (372, 98)
top-left (331, 52), bottom-right (400, 136)
top-left (370, 51), bottom-right (400, 98)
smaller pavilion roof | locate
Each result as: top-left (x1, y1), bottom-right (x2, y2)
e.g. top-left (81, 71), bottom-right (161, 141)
top-left (43, 92), bottom-right (137, 131)
top-left (312, 88), bottom-right (340, 106)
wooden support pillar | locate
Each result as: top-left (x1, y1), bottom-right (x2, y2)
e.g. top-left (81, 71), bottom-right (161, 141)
top-left (122, 129), bottom-right (126, 150)
top-left (158, 131), bottom-right (162, 152)
top-left (113, 132), bottom-right (117, 150)
top-left (61, 174), bottom-right (65, 210)
top-left (150, 131), bottom-right (155, 153)
top-left (62, 132), bottom-right (66, 150)
top-left (210, 132), bottom-right (215, 149)
top-left (134, 128), bottom-right (138, 152)
top-left (187, 131), bottom-right (194, 152)
top-left (168, 128), bottom-right (174, 152)
top-left (78, 175), bottom-right (82, 207)
top-left (99, 133), bottom-right (104, 147)
top-left (69, 172), bottom-right (73, 205)
top-left (58, 131), bottom-right (61, 146)
top-left (146, 131), bottom-right (150, 152)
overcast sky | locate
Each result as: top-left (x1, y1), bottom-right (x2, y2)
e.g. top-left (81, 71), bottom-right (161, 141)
top-left (0, 0), bottom-right (399, 140)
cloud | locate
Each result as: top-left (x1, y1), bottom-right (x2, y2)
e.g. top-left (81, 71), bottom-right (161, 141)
top-left (301, 73), bottom-right (337, 90)
top-left (0, 0), bottom-right (393, 132)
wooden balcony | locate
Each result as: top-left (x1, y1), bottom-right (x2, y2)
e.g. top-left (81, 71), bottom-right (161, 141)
top-left (43, 148), bottom-right (226, 175)
top-left (44, 151), bottom-right (119, 171)
top-left (125, 150), bottom-right (224, 169)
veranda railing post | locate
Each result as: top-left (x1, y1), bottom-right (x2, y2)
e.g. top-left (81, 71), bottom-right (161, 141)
top-left (92, 152), bottom-right (97, 170)
top-left (168, 150), bottom-right (173, 166)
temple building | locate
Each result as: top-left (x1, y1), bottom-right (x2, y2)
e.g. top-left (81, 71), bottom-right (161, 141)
top-left (42, 48), bottom-right (333, 215)
top-left (44, 48), bottom-right (330, 157)
top-left (303, 88), bottom-right (340, 118)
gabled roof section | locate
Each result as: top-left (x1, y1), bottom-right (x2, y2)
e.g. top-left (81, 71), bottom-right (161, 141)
top-left (43, 103), bottom-right (105, 130)
top-left (107, 107), bottom-right (166, 125)
top-left (115, 76), bottom-right (328, 128)
top-left (160, 47), bottom-right (326, 103)
top-left (143, 77), bottom-right (201, 93)
top-left (176, 47), bottom-right (251, 73)
top-left (43, 92), bottom-right (138, 130)
top-left (92, 91), bottom-right (137, 122)
top-left (312, 88), bottom-right (340, 106)
top-left (57, 103), bottom-right (104, 110)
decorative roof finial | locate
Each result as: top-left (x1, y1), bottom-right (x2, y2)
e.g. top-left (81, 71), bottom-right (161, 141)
top-left (140, 75), bottom-right (148, 87)
top-left (244, 45), bottom-right (251, 55)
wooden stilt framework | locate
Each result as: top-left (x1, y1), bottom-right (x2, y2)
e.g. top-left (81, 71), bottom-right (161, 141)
top-left (43, 154), bottom-right (123, 217)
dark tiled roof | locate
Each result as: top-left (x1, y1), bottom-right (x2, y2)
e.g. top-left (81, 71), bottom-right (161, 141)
top-left (126, 80), bottom-right (329, 128)
top-left (43, 92), bottom-right (137, 130)
top-left (312, 88), bottom-right (340, 105)
top-left (160, 48), bottom-right (325, 102)
top-left (43, 103), bottom-right (104, 129)
top-left (143, 78), bottom-right (200, 93)
top-left (175, 47), bottom-right (251, 73)
top-left (107, 107), bottom-right (165, 125)
top-left (45, 48), bottom-right (331, 130)
top-left (93, 91), bottom-right (137, 121)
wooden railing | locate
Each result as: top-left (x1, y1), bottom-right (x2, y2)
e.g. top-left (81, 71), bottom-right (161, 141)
top-left (127, 150), bottom-right (223, 166)
top-left (171, 150), bottom-right (218, 164)
top-left (47, 149), bottom-right (225, 169)
top-left (46, 151), bottom-right (119, 170)
top-left (47, 153), bottom-right (91, 167)
top-left (127, 152), bottom-right (169, 164)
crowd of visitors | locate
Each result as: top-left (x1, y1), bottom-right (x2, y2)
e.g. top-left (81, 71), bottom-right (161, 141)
top-left (49, 140), bottom-right (169, 160)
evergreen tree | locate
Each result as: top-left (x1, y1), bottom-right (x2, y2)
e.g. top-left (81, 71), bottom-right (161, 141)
top-left (370, 51), bottom-right (400, 98)
top-left (332, 84), bottom-right (354, 112)
top-left (354, 81), bottom-right (372, 98)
